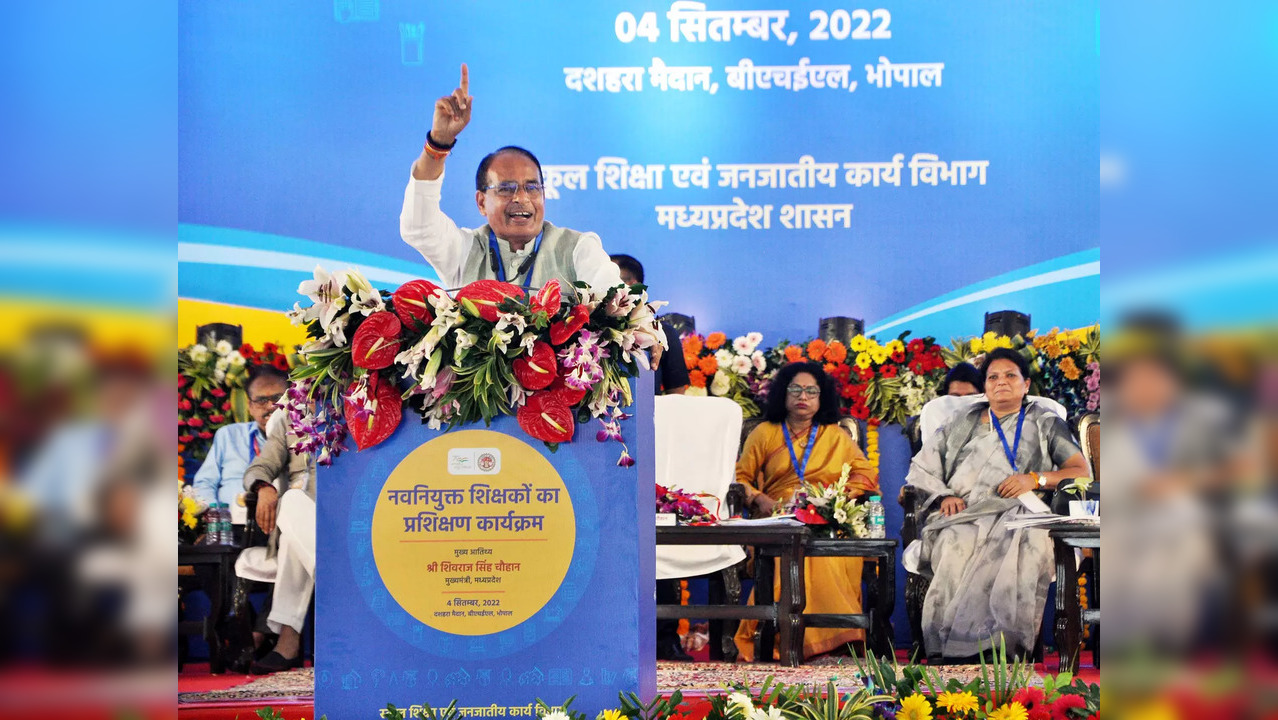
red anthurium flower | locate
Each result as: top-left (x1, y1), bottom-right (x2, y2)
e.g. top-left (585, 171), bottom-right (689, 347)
top-left (351, 312), bottom-right (402, 370)
top-left (512, 341), bottom-right (557, 390)
top-left (210, 388), bottom-right (227, 398)
top-left (794, 504), bottom-right (828, 525)
top-left (455, 279), bottom-right (525, 323)
top-left (530, 279), bottom-right (562, 317)
top-left (344, 372), bottom-right (403, 451)
top-left (517, 391), bottom-right (575, 444)
top-left (549, 304), bottom-right (590, 345)
top-left (391, 279), bottom-right (442, 329)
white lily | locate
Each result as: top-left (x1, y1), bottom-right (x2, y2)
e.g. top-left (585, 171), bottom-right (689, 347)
top-left (297, 265), bottom-right (349, 331)
top-left (604, 289), bottom-right (637, 317)
top-left (346, 270), bottom-right (384, 316)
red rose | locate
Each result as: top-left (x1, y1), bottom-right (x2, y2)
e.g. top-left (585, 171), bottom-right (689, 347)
top-left (351, 311), bottom-right (402, 370)
top-left (178, 434), bottom-right (193, 442)
top-left (517, 391), bottom-right (575, 444)
top-left (199, 400), bottom-right (214, 410)
top-left (455, 279), bottom-right (526, 323)
top-left (210, 388), bottom-right (227, 398)
top-left (392, 279), bottom-right (442, 329)
top-left (512, 341), bottom-right (558, 390)
top-left (209, 414), bottom-right (225, 423)
top-left (178, 399), bottom-right (191, 411)
top-left (198, 431), bottom-right (214, 440)
top-left (549, 304), bottom-right (590, 345)
top-left (222, 401), bottom-right (231, 411)
top-left (186, 417), bottom-right (204, 428)
top-left (794, 504), bottom-right (828, 525)
top-left (530, 279), bottom-right (562, 317)
top-left (178, 374), bottom-right (187, 388)
top-left (879, 365), bottom-right (898, 378)
top-left (177, 418), bottom-right (186, 427)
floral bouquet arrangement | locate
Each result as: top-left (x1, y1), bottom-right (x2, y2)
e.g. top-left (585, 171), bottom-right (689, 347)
top-left (772, 334), bottom-right (949, 425)
top-left (680, 331), bottom-right (773, 416)
top-left (944, 325), bottom-right (1100, 424)
top-left (178, 479), bottom-right (204, 543)
top-left (285, 266), bottom-right (667, 463)
top-left (787, 462), bottom-right (871, 538)
top-left (178, 338), bottom-right (296, 464)
top-left (655, 483), bottom-right (716, 525)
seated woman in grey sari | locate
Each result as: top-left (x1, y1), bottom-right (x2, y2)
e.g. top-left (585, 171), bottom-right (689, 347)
top-left (906, 348), bottom-right (1090, 659)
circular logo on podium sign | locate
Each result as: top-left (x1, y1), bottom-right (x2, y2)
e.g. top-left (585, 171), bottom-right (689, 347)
top-left (371, 429), bottom-right (576, 636)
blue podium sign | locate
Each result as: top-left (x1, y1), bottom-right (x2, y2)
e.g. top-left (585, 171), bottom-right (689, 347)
top-left (316, 376), bottom-right (655, 717)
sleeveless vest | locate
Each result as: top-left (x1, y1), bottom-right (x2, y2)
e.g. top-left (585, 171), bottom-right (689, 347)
top-left (462, 221), bottom-right (584, 299)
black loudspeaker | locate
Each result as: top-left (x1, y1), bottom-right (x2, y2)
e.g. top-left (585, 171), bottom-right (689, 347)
top-left (983, 310), bottom-right (1030, 338)
top-left (196, 323), bottom-right (243, 348)
top-left (818, 316), bottom-right (864, 345)
top-left (660, 313), bottom-right (696, 338)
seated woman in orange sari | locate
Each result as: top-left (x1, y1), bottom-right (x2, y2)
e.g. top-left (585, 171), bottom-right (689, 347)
top-left (732, 362), bottom-right (879, 660)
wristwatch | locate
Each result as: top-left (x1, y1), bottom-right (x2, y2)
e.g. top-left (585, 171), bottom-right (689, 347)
top-left (1036, 473), bottom-right (1048, 489)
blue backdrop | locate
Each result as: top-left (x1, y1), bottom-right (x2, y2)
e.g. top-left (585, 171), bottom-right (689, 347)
top-left (178, 0), bottom-right (1098, 343)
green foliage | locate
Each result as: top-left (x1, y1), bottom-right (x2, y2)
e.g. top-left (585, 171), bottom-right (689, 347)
top-left (618, 687), bottom-right (684, 720)
top-left (794, 681), bottom-right (893, 720)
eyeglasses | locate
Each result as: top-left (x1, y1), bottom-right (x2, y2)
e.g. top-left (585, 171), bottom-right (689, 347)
top-left (250, 393), bottom-right (284, 407)
top-left (482, 181), bottom-right (544, 199)
top-left (786, 385), bottom-right (821, 398)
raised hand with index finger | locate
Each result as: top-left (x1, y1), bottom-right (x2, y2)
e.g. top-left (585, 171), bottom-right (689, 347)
top-left (431, 63), bottom-right (472, 147)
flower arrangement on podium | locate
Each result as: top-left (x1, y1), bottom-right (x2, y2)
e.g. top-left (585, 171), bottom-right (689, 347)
top-left (284, 266), bottom-right (667, 462)
top-left (787, 462), bottom-right (872, 538)
top-left (655, 483), bottom-right (716, 525)
top-left (680, 330), bottom-right (774, 416)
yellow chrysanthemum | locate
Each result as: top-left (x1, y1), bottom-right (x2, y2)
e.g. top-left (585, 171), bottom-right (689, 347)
top-left (898, 694), bottom-right (933, 720)
top-left (982, 331), bottom-right (998, 347)
top-left (988, 702), bottom-right (1028, 720)
top-left (598, 710), bottom-right (625, 720)
top-left (969, 338), bottom-right (983, 353)
top-left (850, 335), bottom-right (868, 352)
top-left (936, 691), bottom-right (979, 715)
top-left (886, 339), bottom-right (905, 354)
top-left (855, 352), bottom-right (872, 369)
top-left (996, 336), bottom-right (1014, 349)
top-left (870, 347), bottom-right (889, 364)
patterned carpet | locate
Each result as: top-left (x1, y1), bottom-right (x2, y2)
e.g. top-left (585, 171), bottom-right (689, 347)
top-left (178, 659), bottom-right (1026, 703)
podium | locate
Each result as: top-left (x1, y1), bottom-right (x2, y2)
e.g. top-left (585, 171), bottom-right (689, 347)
top-left (315, 376), bottom-right (656, 716)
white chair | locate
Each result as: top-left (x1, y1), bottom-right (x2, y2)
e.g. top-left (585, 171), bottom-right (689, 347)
top-left (653, 395), bottom-right (748, 659)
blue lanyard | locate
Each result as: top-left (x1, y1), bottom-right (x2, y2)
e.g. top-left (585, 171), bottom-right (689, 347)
top-left (488, 229), bottom-right (543, 290)
top-left (990, 405), bottom-right (1027, 473)
top-left (1132, 410), bottom-right (1178, 466)
top-left (248, 426), bottom-right (261, 461)
top-left (783, 423), bottom-right (819, 483)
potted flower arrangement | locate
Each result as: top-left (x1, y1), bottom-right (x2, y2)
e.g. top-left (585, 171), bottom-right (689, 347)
top-left (679, 331), bottom-right (774, 416)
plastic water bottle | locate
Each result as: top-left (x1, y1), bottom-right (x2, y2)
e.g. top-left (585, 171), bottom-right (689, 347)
top-left (202, 504), bottom-right (221, 546)
top-left (217, 504), bottom-right (234, 545)
top-left (866, 495), bottom-right (886, 539)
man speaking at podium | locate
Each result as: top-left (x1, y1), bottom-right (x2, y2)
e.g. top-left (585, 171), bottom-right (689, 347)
top-left (400, 64), bottom-right (624, 297)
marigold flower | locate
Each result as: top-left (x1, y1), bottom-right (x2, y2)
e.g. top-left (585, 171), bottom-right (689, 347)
top-left (899, 693), bottom-right (933, 720)
top-left (937, 691), bottom-right (979, 715)
top-left (697, 356), bottom-right (719, 376)
top-left (1059, 356), bottom-right (1081, 380)
top-left (823, 340), bottom-right (847, 363)
top-left (807, 338), bottom-right (827, 359)
top-left (784, 345), bottom-right (805, 363)
top-left (705, 331), bottom-right (727, 350)
top-left (688, 370), bottom-right (707, 388)
top-left (682, 334), bottom-right (703, 355)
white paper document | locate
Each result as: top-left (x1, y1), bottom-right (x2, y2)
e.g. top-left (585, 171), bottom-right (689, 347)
top-left (1017, 491), bottom-right (1052, 513)
top-left (717, 514), bottom-right (802, 526)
